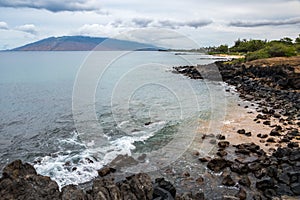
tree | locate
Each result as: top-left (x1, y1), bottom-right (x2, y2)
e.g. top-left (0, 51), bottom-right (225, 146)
top-left (280, 37), bottom-right (293, 45)
top-left (230, 39), bottom-right (266, 53)
top-left (215, 44), bottom-right (229, 53)
top-left (295, 34), bottom-right (300, 44)
top-left (247, 40), bottom-right (266, 52)
top-left (234, 39), bottom-right (241, 47)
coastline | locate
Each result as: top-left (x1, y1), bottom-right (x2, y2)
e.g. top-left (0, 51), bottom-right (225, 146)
top-left (1, 57), bottom-right (300, 199)
top-left (173, 56), bottom-right (300, 199)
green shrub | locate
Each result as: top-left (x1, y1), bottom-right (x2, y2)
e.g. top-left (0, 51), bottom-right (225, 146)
top-left (267, 43), bottom-right (297, 57)
top-left (246, 43), bottom-right (297, 61)
top-left (229, 57), bottom-right (245, 64)
top-left (294, 44), bottom-right (300, 53)
top-left (246, 49), bottom-right (269, 61)
top-left (294, 34), bottom-right (300, 44)
top-left (209, 34), bottom-right (300, 61)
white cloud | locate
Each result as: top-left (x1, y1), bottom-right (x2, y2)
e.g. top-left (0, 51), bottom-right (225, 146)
top-left (0, 21), bottom-right (8, 30)
top-left (77, 24), bottom-right (104, 36)
top-left (16, 24), bottom-right (37, 35)
top-left (76, 24), bottom-right (120, 37)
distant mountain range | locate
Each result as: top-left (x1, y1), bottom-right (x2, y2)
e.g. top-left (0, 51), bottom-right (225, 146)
top-left (11, 36), bottom-right (162, 51)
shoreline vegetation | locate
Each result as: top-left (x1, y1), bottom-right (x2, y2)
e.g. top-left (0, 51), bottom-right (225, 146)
top-left (1, 37), bottom-right (300, 199)
top-left (209, 35), bottom-right (300, 62)
top-left (170, 34), bottom-right (300, 63)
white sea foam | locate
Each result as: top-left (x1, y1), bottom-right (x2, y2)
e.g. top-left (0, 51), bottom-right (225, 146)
top-left (33, 131), bottom-right (106, 189)
top-left (59, 131), bottom-right (86, 147)
top-left (34, 149), bottom-right (104, 189)
top-left (33, 121), bottom-right (167, 189)
top-left (117, 120), bottom-right (129, 129)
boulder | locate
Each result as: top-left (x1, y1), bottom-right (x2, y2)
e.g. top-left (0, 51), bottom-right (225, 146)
top-left (218, 141), bottom-right (230, 148)
top-left (290, 149), bottom-right (300, 161)
top-left (121, 173), bottom-right (153, 200)
top-left (256, 177), bottom-right (274, 190)
top-left (290, 182), bottom-right (300, 195)
top-left (238, 175), bottom-right (251, 187)
top-left (222, 175), bottom-right (235, 186)
top-left (276, 184), bottom-right (293, 196)
top-left (153, 178), bottom-right (176, 199)
top-left (270, 129), bottom-right (281, 136)
top-left (217, 150), bottom-right (228, 157)
top-left (235, 187), bottom-right (247, 200)
top-left (61, 185), bottom-right (87, 200)
top-left (97, 167), bottom-right (116, 177)
top-left (207, 158), bottom-right (232, 172)
top-left (92, 178), bottom-right (121, 200)
top-left (237, 129), bottom-right (246, 134)
top-left (0, 160), bottom-right (60, 200)
top-left (2, 159), bottom-right (37, 178)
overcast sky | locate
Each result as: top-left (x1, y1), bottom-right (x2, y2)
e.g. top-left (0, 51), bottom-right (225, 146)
top-left (0, 0), bottom-right (300, 49)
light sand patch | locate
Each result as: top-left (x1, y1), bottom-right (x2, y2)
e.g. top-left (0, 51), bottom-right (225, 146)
top-left (195, 95), bottom-right (299, 156)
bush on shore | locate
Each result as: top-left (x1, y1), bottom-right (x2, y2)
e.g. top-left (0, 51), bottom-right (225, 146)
top-left (208, 34), bottom-right (300, 61)
top-left (246, 42), bottom-right (297, 61)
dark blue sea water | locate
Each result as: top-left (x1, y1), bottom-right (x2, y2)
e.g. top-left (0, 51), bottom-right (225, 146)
top-left (0, 51), bottom-right (230, 187)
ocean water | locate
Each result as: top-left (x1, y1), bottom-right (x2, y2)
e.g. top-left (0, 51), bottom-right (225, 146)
top-left (0, 51), bottom-right (229, 187)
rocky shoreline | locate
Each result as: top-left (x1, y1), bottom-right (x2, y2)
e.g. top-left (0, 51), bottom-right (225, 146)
top-left (1, 58), bottom-right (300, 199)
top-left (0, 159), bottom-right (203, 199)
top-left (173, 58), bottom-right (300, 199)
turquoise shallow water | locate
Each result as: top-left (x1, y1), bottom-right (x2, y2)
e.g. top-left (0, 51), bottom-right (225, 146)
top-left (0, 51), bottom-right (228, 187)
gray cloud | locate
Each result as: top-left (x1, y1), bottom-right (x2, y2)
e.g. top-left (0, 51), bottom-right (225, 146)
top-left (109, 18), bottom-right (212, 29)
top-left (0, 0), bottom-right (102, 12)
top-left (229, 17), bottom-right (300, 27)
top-left (16, 24), bottom-right (37, 35)
top-left (0, 21), bottom-right (8, 30)
top-left (157, 20), bottom-right (177, 29)
top-left (132, 18), bottom-right (153, 28)
top-left (185, 20), bottom-right (213, 28)
top-left (111, 19), bottom-right (124, 28)
top-left (157, 19), bottom-right (212, 29)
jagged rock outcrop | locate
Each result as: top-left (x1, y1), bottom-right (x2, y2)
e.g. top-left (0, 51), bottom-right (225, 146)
top-left (0, 160), bottom-right (180, 200)
top-left (0, 160), bottom-right (155, 200)
top-left (0, 160), bottom-right (60, 200)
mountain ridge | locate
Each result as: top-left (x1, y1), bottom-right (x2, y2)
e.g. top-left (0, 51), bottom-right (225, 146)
top-left (11, 36), bottom-right (160, 51)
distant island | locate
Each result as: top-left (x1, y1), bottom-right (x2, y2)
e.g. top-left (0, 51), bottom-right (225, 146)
top-left (11, 36), bottom-right (161, 51)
